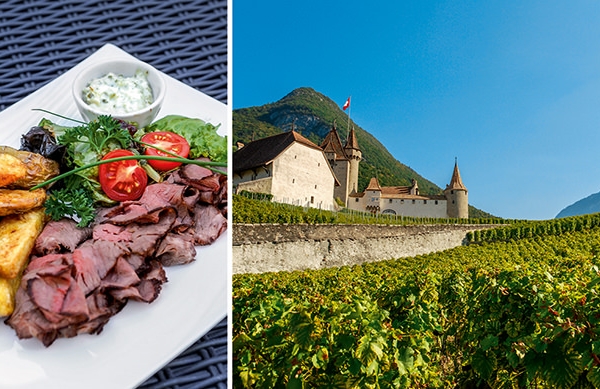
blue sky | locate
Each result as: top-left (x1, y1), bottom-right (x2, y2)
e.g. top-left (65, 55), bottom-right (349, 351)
top-left (233, 1), bottom-right (600, 220)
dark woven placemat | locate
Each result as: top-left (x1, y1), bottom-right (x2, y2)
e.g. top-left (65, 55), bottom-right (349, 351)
top-left (0, 1), bottom-right (228, 388)
top-left (0, 0), bottom-right (227, 108)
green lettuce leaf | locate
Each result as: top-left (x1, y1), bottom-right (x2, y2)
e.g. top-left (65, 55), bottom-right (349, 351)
top-left (145, 115), bottom-right (227, 163)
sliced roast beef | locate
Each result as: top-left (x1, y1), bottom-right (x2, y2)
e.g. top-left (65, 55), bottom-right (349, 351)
top-left (96, 182), bottom-right (186, 225)
top-left (126, 208), bottom-right (177, 256)
top-left (75, 294), bottom-right (125, 337)
top-left (6, 165), bottom-right (227, 346)
top-left (109, 260), bottom-right (166, 303)
top-left (167, 164), bottom-right (226, 206)
top-left (193, 204), bottom-right (227, 245)
top-left (34, 219), bottom-right (93, 255)
top-left (155, 231), bottom-right (197, 266)
top-left (101, 257), bottom-right (140, 292)
top-left (73, 240), bottom-right (124, 286)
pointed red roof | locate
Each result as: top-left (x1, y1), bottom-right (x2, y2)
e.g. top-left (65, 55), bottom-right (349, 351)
top-left (446, 160), bottom-right (467, 191)
top-left (344, 127), bottom-right (360, 151)
top-left (365, 177), bottom-right (382, 191)
top-left (320, 122), bottom-right (347, 160)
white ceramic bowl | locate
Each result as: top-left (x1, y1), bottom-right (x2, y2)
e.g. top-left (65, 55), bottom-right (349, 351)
top-left (72, 59), bottom-right (166, 128)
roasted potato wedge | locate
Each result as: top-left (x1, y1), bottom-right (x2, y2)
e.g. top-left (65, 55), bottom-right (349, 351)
top-left (0, 188), bottom-right (46, 217)
top-left (0, 146), bottom-right (59, 189)
top-left (0, 276), bottom-right (20, 317)
top-left (0, 207), bottom-right (46, 279)
top-left (0, 153), bottom-right (27, 188)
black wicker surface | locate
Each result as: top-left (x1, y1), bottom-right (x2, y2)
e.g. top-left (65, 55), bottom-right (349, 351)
top-left (0, 1), bottom-right (228, 388)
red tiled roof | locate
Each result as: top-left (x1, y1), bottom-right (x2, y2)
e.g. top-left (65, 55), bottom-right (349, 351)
top-left (360, 177), bottom-right (446, 200)
top-left (344, 127), bottom-right (360, 151)
top-left (365, 177), bottom-right (381, 191)
top-left (445, 161), bottom-right (467, 191)
top-left (321, 123), bottom-right (348, 160)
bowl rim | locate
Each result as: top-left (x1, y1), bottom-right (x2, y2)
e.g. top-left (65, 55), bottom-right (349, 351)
top-left (72, 58), bottom-right (166, 119)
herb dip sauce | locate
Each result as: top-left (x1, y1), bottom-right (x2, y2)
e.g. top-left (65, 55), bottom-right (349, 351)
top-left (82, 69), bottom-right (153, 114)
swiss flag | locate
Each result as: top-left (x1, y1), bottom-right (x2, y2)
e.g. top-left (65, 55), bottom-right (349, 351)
top-left (342, 97), bottom-right (350, 110)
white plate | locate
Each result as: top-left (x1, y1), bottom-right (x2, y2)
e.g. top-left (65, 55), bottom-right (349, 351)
top-left (0, 44), bottom-right (228, 389)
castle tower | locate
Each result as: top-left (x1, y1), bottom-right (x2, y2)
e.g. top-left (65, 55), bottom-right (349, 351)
top-left (444, 159), bottom-right (468, 218)
top-left (343, 126), bottom-right (361, 195)
top-left (321, 121), bottom-right (361, 206)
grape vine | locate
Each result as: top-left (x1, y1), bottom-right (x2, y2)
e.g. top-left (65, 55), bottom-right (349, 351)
top-left (233, 213), bottom-right (600, 388)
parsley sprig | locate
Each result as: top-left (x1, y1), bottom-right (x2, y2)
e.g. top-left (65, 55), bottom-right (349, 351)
top-left (59, 115), bottom-right (133, 157)
top-left (44, 187), bottom-right (96, 227)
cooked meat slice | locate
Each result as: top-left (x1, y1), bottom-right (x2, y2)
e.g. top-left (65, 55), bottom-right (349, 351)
top-left (76, 294), bottom-right (125, 336)
top-left (28, 272), bottom-right (88, 323)
top-left (101, 257), bottom-right (140, 291)
top-left (97, 182), bottom-right (186, 225)
top-left (193, 204), bottom-right (227, 245)
top-left (156, 231), bottom-right (196, 266)
top-left (109, 260), bottom-right (166, 303)
top-left (126, 208), bottom-right (177, 256)
top-left (34, 218), bottom-right (93, 255)
top-left (167, 165), bottom-right (226, 205)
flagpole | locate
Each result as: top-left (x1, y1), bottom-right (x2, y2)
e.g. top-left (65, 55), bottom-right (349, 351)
top-left (346, 95), bottom-right (351, 139)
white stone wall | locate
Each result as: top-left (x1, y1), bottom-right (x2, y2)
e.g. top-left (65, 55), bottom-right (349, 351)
top-left (384, 198), bottom-right (448, 218)
top-left (270, 143), bottom-right (336, 210)
top-left (347, 194), bottom-right (448, 218)
top-left (235, 176), bottom-right (272, 194)
top-left (232, 224), bottom-right (495, 274)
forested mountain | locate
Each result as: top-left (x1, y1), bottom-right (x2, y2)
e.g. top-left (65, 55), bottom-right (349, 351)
top-left (233, 87), bottom-right (495, 218)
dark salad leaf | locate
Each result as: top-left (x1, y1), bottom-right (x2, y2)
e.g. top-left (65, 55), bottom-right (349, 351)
top-left (20, 126), bottom-right (66, 162)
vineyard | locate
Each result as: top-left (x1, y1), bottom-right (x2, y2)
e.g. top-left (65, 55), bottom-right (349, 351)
top-left (233, 212), bottom-right (600, 388)
top-left (233, 193), bottom-right (509, 226)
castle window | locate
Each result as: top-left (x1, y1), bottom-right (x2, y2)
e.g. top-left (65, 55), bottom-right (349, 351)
top-left (412, 200), bottom-right (415, 204)
top-left (318, 162), bottom-right (320, 167)
top-left (292, 178), bottom-right (295, 183)
top-left (435, 200), bottom-right (438, 205)
top-left (311, 196), bottom-right (314, 204)
top-left (451, 190), bottom-right (454, 194)
top-left (315, 185), bottom-right (317, 189)
top-left (389, 199), bottom-right (393, 203)
top-left (424, 200), bottom-right (427, 204)
top-left (355, 198), bottom-right (359, 202)
top-left (401, 199), bottom-right (404, 204)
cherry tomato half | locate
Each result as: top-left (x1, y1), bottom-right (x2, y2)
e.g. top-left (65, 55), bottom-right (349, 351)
top-left (99, 149), bottom-right (148, 201)
top-left (141, 131), bottom-right (190, 171)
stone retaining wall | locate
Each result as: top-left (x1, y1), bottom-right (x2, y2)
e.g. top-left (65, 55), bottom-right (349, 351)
top-left (232, 224), bottom-right (495, 274)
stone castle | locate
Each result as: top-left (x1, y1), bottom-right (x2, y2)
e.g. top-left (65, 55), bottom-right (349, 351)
top-left (233, 120), bottom-right (468, 219)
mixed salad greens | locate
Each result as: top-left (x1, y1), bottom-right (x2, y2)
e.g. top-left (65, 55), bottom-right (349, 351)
top-left (24, 112), bottom-right (227, 227)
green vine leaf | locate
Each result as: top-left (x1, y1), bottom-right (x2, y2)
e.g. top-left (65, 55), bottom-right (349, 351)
top-left (472, 348), bottom-right (496, 381)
